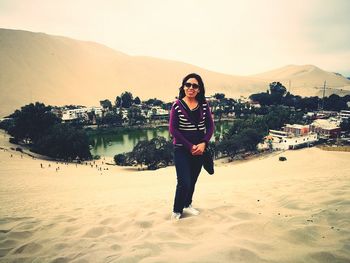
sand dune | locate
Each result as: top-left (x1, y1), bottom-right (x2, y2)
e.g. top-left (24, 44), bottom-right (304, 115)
top-left (1, 28), bottom-right (350, 117)
top-left (0, 28), bottom-right (267, 117)
top-left (0, 130), bottom-right (349, 262)
top-left (253, 65), bottom-right (350, 97)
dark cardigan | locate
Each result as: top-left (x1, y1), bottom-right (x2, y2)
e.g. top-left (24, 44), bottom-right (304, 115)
top-left (169, 99), bottom-right (214, 152)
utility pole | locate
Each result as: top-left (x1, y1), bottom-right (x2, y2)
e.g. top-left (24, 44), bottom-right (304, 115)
top-left (322, 80), bottom-right (326, 111)
top-left (288, 80), bottom-right (291, 93)
top-left (314, 82), bottom-right (345, 110)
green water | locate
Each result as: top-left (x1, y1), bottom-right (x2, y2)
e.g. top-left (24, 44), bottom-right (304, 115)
top-left (89, 121), bottom-right (233, 157)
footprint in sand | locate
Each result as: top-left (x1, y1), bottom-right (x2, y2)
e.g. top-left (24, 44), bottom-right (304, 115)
top-left (110, 244), bottom-right (122, 251)
top-left (135, 220), bottom-right (153, 229)
top-left (82, 226), bottom-right (115, 238)
top-left (13, 241), bottom-right (42, 254)
top-left (7, 230), bottom-right (33, 239)
top-left (99, 217), bottom-right (122, 225)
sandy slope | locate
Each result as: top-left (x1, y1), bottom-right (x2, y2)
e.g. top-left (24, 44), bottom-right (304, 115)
top-left (253, 65), bottom-right (350, 97)
top-left (0, 130), bottom-right (350, 262)
top-left (0, 28), bottom-right (266, 117)
top-left (2, 28), bottom-right (350, 118)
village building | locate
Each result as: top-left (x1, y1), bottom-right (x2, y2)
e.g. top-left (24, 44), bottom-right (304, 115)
top-left (315, 111), bottom-right (338, 119)
top-left (260, 124), bottom-right (318, 151)
top-left (61, 106), bottom-right (103, 122)
top-left (339, 110), bottom-right (350, 121)
top-left (310, 119), bottom-right (341, 139)
top-left (147, 106), bottom-right (169, 119)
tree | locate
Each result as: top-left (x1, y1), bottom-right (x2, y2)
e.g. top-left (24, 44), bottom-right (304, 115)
top-left (144, 98), bottom-right (163, 106)
top-left (215, 108), bottom-right (223, 121)
top-left (233, 102), bottom-right (244, 117)
top-left (263, 106), bottom-right (292, 130)
top-left (340, 119), bottom-right (350, 132)
top-left (214, 93), bottom-right (225, 100)
top-left (0, 118), bottom-right (14, 132)
top-left (239, 128), bottom-right (264, 151)
top-left (121, 92), bottom-right (133, 108)
top-left (250, 93), bottom-right (271, 106)
top-left (281, 92), bottom-right (297, 108)
top-left (324, 94), bottom-right (347, 111)
top-left (8, 102), bottom-right (60, 143)
top-left (127, 137), bottom-right (173, 169)
top-left (115, 96), bottom-right (122, 108)
top-left (114, 153), bottom-right (127, 165)
top-left (217, 136), bottom-right (241, 159)
top-left (343, 95), bottom-right (350, 108)
top-left (100, 99), bottom-right (112, 110)
top-left (34, 123), bottom-right (92, 161)
top-left (102, 112), bottom-right (123, 126)
top-left (225, 119), bottom-right (247, 137)
top-left (127, 106), bottom-right (146, 125)
top-left (297, 96), bottom-right (319, 111)
top-left (164, 102), bottom-right (173, 110)
top-left (134, 96), bottom-right (141, 105)
top-left (269, 82), bottom-right (287, 105)
top-left (130, 140), bottom-right (149, 168)
top-left (87, 111), bottom-right (96, 124)
top-left (269, 82), bottom-right (287, 96)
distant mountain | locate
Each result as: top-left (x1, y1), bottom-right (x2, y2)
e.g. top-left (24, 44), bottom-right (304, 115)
top-left (1, 28), bottom-right (350, 117)
top-left (0, 28), bottom-right (267, 117)
top-left (252, 65), bottom-right (350, 97)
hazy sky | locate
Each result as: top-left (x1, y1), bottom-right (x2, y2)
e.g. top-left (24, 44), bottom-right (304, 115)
top-left (1, 0), bottom-right (349, 76)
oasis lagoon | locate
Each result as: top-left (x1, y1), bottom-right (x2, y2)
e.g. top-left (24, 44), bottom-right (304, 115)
top-left (88, 121), bottom-right (233, 157)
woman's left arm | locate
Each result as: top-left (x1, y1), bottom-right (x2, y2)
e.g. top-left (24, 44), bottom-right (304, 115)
top-left (201, 104), bottom-right (214, 146)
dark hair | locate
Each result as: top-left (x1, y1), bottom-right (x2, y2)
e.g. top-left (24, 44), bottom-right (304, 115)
top-left (178, 73), bottom-right (206, 103)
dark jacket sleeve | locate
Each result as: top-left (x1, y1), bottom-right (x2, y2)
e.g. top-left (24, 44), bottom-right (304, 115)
top-left (201, 103), bottom-right (214, 145)
top-left (169, 103), bottom-right (194, 152)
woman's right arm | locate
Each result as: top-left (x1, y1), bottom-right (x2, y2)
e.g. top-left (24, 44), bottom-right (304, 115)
top-left (169, 103), bottom-right (194, 152)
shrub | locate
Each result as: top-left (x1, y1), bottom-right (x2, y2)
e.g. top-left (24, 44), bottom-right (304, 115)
top-left (114, 153), bottom-right (127, 165)
top-left (9, 137), bottom-right (18, 144)
top-left (15, 147), bottom-right (23, 152)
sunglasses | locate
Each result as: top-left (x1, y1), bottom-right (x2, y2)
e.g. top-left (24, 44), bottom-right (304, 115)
top-left (184, 82), bottom-right (200, 90)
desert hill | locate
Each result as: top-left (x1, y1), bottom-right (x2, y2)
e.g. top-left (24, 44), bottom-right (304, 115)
top-left (253, 64), bottom-right (350, 97)
top-left (1, 28), bottom-right (349, 117)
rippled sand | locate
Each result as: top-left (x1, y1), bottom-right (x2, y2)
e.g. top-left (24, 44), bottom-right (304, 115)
top-left (1, 132), bottom-right (350, 262)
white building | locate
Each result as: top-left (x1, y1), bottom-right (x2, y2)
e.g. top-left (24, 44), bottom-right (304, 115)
top-left (148, 106), bottom-right (169, 118)
top-left (310, 119), bottom-right (341, 138)
top-left (205, 96), bottom-right (216, 102)
top-left (87, 106), bottom-right (103, 118)
top-left (62, 108), bottom-right (86, 121)
top-left (305, 112), bottom-right (316, 119)
top-left (61, 106), bottom-right (103, 121)
top-left (339, 110), bottom-right (350, 121)
top-left (284, 124), bottom-right (310, 136)
top-left (116, 108), bottom-right (129, 120)
top-left (264, 129), bottom-right (318, 150)
top-left (0, 117), bottom-right (12, 123)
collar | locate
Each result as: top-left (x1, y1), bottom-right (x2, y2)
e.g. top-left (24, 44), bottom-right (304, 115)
top-left (175, 99), bottom-right (204, 124)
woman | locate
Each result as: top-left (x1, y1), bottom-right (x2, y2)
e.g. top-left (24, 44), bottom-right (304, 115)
top-left (169, 73), bottom-right (214, 220)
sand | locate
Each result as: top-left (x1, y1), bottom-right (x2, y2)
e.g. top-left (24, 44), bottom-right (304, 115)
top-left (0, 130), bottom-right (350, 263)
top-left (2, 28), bottom-right (350, 118)
top-left (0, 28), bottom-right (267, 117)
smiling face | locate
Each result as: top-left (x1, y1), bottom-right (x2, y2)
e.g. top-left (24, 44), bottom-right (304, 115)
top-left (183, 78), bottom-right (200, 99)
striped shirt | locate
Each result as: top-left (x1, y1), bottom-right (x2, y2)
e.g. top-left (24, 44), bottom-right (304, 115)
top-left (180, 99), bottom-right (200, 123)
top-left (169, 99), bottom-right (214, 152)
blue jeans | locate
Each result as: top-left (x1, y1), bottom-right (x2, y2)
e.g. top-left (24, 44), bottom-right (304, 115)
top-left (173, 145), bottom-right (203, 213)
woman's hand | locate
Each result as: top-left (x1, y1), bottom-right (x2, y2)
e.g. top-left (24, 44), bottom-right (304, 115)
top-left (191, 142), bottom-right (206, 155)
top-left (191, 145), bottom-right (199, 155)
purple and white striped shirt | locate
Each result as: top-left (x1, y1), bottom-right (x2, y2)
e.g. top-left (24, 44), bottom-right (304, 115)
top-left (169, 99), bottom-right (214, 152)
